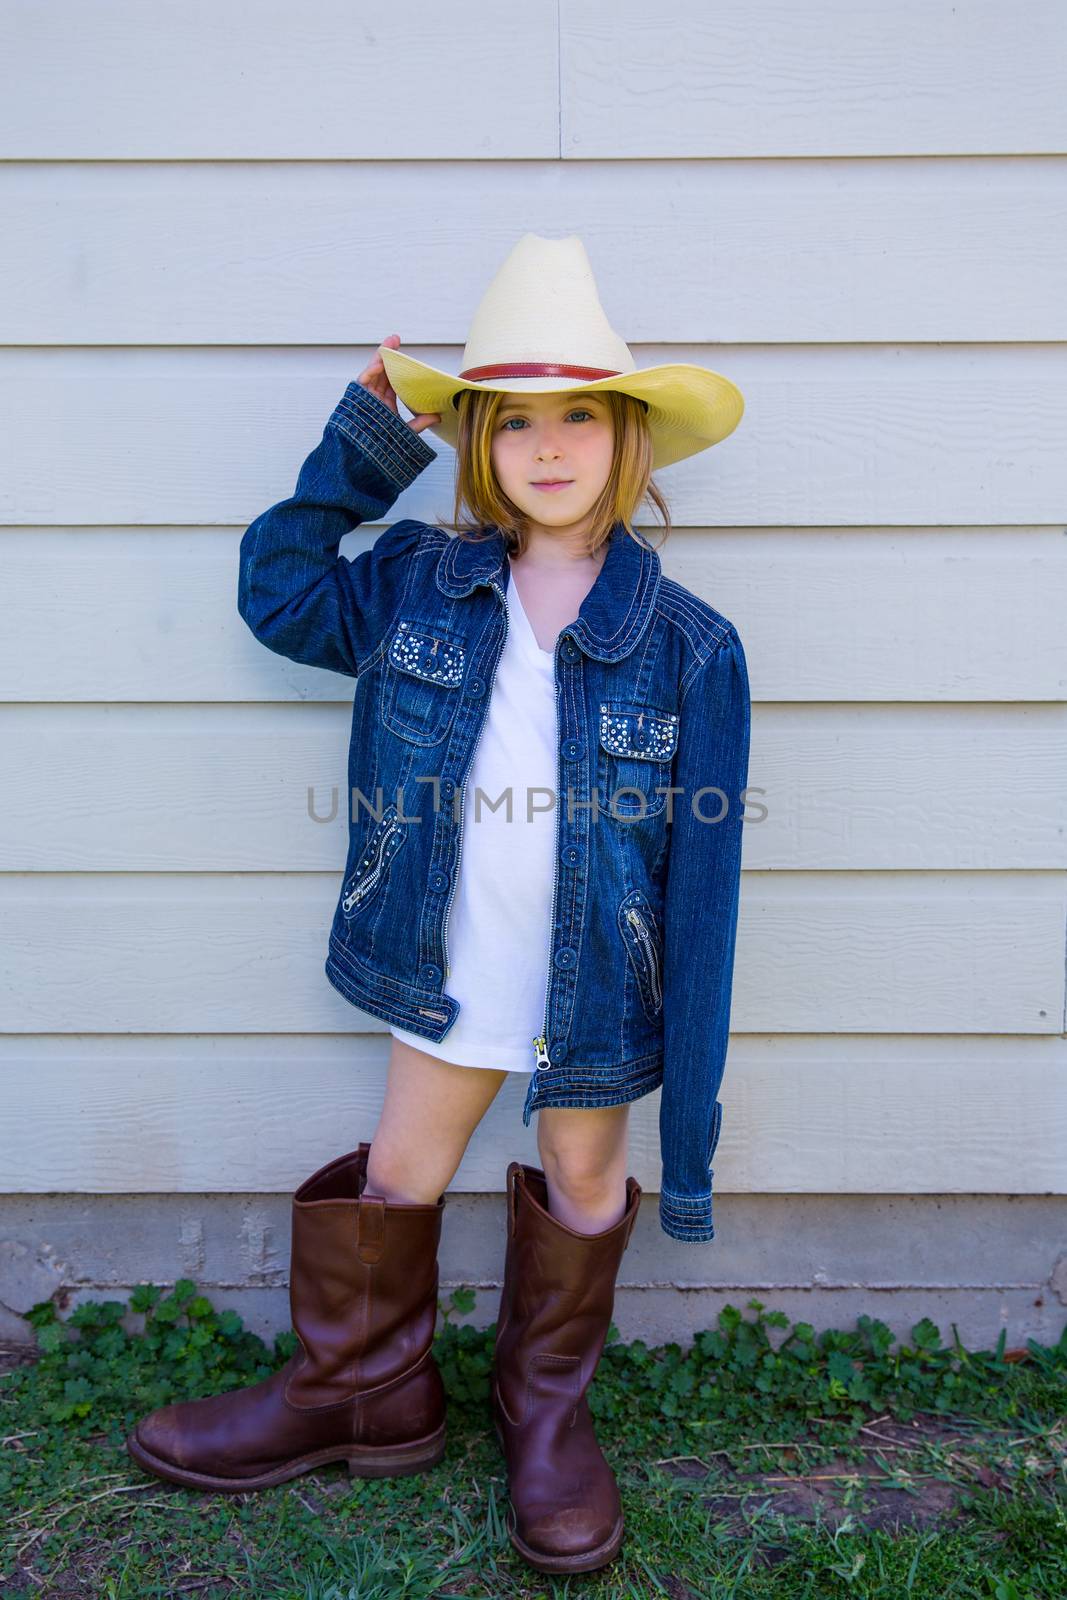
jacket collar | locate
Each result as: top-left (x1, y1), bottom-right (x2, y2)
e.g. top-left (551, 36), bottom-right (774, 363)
top-left (435, 519), bottom-right (661, 663)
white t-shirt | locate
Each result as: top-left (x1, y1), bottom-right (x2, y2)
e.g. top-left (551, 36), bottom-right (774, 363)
top-left (389, 572), bottom-right (557, 1072)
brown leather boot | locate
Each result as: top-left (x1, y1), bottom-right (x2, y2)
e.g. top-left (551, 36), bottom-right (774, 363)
top-left (491, 1160), bottom-right (641, 1573)
top-left (126, 1143), bottom-right (447, 1490)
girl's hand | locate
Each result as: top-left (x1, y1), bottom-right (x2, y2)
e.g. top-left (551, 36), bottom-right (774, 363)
top-left (357, 335), bottom-right (442, 435)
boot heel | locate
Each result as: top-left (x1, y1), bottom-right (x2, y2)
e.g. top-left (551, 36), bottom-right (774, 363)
top-left (346, 1421), bottom-right (447, 1479)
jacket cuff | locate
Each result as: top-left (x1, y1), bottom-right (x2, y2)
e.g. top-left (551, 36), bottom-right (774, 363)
top-left (659, 1186), bottom-right (715, 1242)
top-left (327, 380), bottom-right (438, 492)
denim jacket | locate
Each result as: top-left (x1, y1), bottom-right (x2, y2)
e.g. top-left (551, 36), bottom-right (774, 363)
top-left (237, 380), bottom-right (751, 1241)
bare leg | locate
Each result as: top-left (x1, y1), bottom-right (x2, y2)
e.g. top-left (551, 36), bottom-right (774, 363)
top-left (536, 1103), bottom-right (632, 1233)
top-left (365, 1035), bottom-right (511, 1204)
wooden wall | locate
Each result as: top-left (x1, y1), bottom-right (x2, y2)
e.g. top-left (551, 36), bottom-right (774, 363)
top-left (1, 1), bottom-right (1065, 1206)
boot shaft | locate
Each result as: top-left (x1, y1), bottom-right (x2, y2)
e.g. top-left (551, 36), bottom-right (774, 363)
top-left (494, 1162), bottom-right (640, 1415)
top-left (288, 1144), bottom-right (446, 1406)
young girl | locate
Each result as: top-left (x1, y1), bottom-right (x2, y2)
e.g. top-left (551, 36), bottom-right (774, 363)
top-left (127, 234), bottom-right (751, 1577)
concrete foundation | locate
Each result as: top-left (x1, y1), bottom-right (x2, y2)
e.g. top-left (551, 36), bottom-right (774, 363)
top-left (2, 1192), bottom-right (1064, 1351)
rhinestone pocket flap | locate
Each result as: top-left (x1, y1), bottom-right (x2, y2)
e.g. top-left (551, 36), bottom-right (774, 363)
top-left (598, 704), bottom-right (679, 761)
top-left (388, 619), bottom-right (466, 687)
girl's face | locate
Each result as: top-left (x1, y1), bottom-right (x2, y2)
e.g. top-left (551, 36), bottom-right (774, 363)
top-left (489, 390), bottom-right (615, 535)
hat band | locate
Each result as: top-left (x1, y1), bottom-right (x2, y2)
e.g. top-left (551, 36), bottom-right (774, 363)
top-left (459, 361), bottom-right (621, 382)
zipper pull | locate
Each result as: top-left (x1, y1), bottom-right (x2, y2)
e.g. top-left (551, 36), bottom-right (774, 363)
top-left (532, 1034), bottom-right (551, 1070)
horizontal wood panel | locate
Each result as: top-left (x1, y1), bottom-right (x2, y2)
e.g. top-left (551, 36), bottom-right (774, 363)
top-left (2, 527), bottom-right (1063, 703)
top-left (564, 0), bottom-right (1067, 158)
top-left (3, 159), bottom-right (1064, 342)
top-left (0, 2), bottom-right (558, 159)
top-left (2, 348), bottom-right (1065, 527)
top-left (4, 1), bottom-right (1064, 157)
top-left (4, 0), bottom-right (1063, 1239)
top-left (1, 1034), bottom-right (1063, 1194)
top-left (2, 702), bottom-right (1064, 871)
top-left (0, 874), bottom-right (1060, 1034)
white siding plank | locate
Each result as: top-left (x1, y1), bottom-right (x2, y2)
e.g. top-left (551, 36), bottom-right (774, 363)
top-left (663, 528), bottom-right (1067, 702)
top-left (0, 874), bottom-right (1060, 1035)
top-left (4, 1), bottom-right (1063, 158)
top-left (1, 1034), bottom-right (1063, 1194)
top-left (2, 703), bottom-right (1065, 871)
top-left (2, 528), bottom-right (1064, 703)
top-left (0, 2), bottom-right (557, 159)
top-left (563, 0), bottom-right (1067, 157)
top-left (2, 348), bottom-right (1065, 527)
top-left (3, 159), bottom-right (1064, 343)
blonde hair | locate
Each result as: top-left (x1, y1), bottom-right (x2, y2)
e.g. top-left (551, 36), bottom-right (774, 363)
top-left (444, 388), bottom-right (671, 560)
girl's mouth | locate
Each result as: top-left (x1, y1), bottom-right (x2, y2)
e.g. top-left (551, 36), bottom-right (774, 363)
top-left (531, 480), bottom-right (574, 493)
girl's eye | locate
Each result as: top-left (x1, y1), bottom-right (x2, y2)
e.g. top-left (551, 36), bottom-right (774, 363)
top-left (500, 409), bottom-right (593, 431)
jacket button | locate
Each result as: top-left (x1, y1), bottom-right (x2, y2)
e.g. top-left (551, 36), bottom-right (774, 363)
top-left (420, 963), bottom-right (441, 986)
top-left (553, 946), bottom-right (576, 969)
top-left (562, 738), bottom-right (583, 760)
top-left (441, 778), bottom-right (455, 799)
top-left (560, 639), bottom-right (579, 661)
top-left (561, 844), bottom-right (581, 867)
top-left (550, 1041), bottom-right (569, 1062)
top-left (467, 676), bottom-right (486, 696)
top-left (430, 869), bottom-right (449, 892)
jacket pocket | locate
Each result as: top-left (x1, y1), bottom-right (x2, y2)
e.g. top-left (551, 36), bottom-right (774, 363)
top-left (598, 701), bottom-right (678, 820)
top-left (341, 804), bottom-right (406, 918)
top-left (618, 893), bottom-right (664, 1022)
top-left (380, 618), bottom-right (467, 747)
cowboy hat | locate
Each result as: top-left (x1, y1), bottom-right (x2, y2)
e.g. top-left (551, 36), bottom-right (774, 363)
top-left (378, 232), bottom-right (744, 472)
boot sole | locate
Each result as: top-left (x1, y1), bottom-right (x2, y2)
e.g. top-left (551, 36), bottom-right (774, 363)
top-left (126, 1420), bottom-right (446, 1492)
top-left (491, 1410), bottom-right (625, 1573)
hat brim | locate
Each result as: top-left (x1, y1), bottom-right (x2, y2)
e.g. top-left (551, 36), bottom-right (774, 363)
top-left (378, 345), bottom-right (743, 470)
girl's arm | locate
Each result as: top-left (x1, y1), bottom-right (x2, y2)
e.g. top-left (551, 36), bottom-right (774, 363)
top-left (237, 378), bottom-right (438, 676)
top-left (657, 627), bottom-right (752, 1241)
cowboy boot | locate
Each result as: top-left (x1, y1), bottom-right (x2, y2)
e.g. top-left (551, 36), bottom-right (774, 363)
top-left (491, 1160), bottom-right (641, 1573)
top-left (127, 1143), bottom-right (447, 1490)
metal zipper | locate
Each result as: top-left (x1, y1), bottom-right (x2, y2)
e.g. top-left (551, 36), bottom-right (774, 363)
top-left (530, 639), bottom-right (563, 1080)
top-left (626, 905), bottom-right (662, 1012)
top-left (342, 817), bottom-right (399, 912)
top-left (440, 576), bottom-right (509, 981)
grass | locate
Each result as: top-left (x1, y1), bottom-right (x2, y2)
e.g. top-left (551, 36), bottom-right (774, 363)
top-left (0, 1280), bottom-right (1063, 1598)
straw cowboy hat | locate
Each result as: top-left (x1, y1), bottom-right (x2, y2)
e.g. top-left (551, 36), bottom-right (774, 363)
top-left (378, 232), bottom-right (744, 472)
